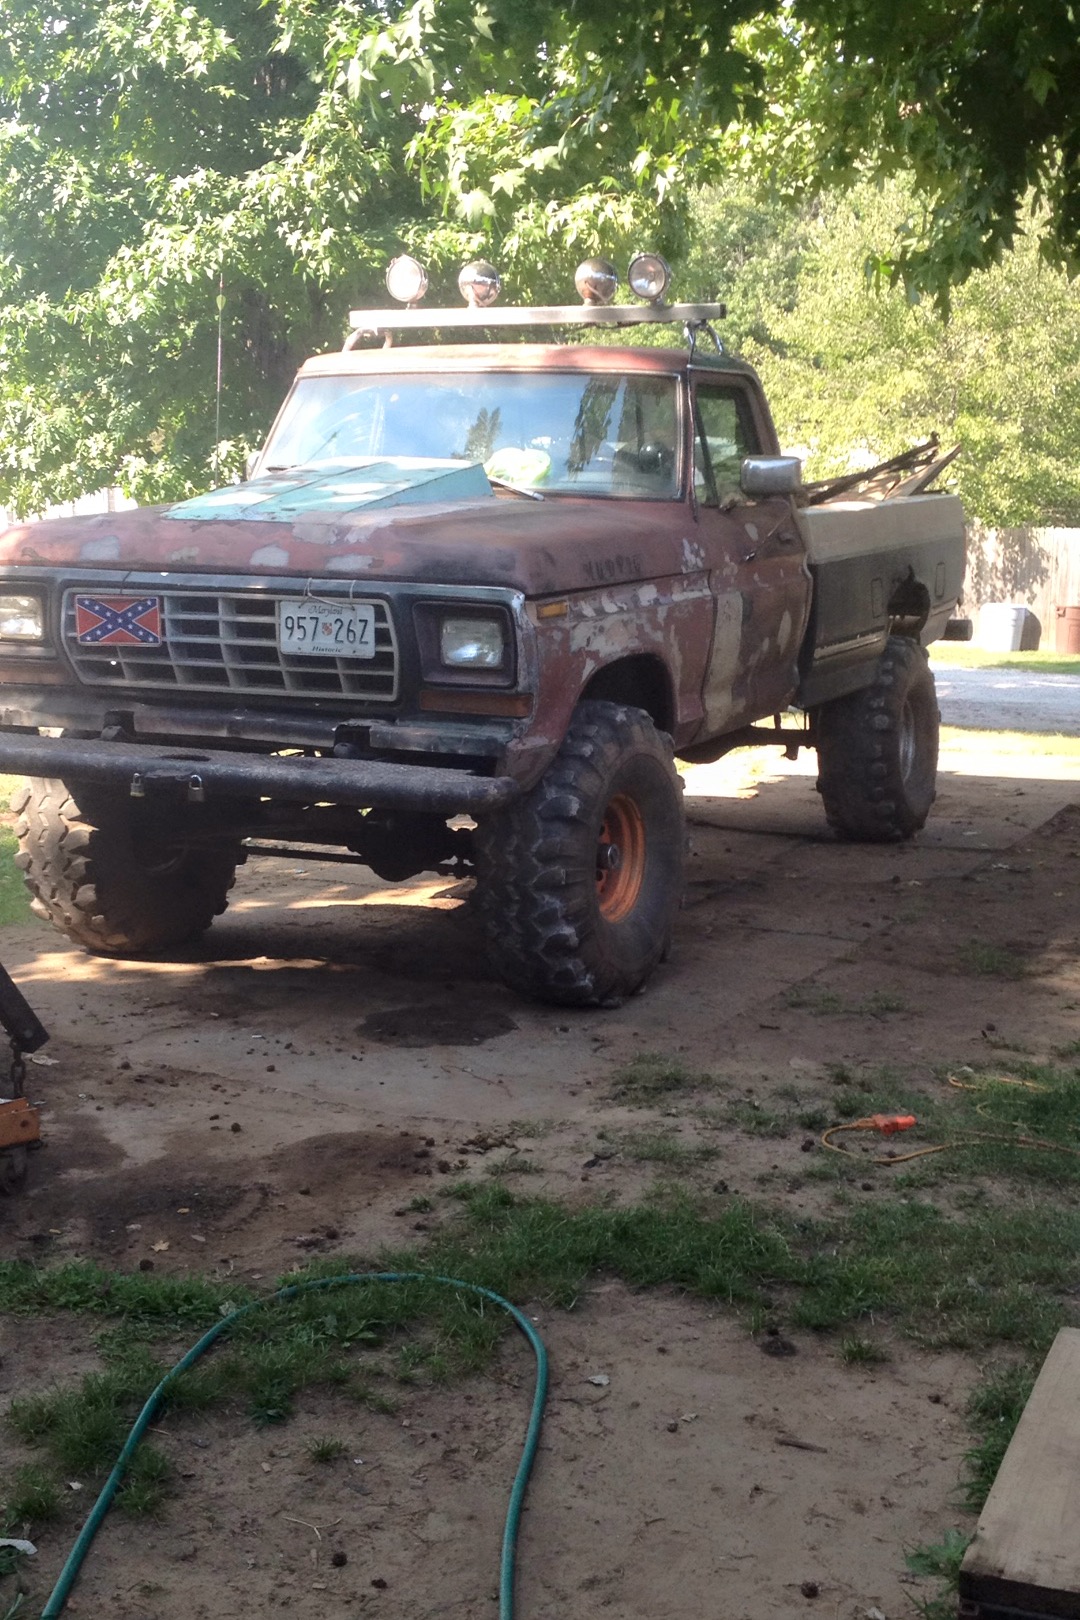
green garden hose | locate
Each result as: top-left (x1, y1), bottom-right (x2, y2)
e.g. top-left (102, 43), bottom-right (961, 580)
top-left (39, 1272), bottom-right (549, 1620)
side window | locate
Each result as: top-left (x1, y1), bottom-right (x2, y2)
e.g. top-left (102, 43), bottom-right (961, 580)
top-left (693, 386), bottom-right (760, 507)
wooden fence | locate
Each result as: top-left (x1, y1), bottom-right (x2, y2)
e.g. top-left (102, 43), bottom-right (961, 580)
top-left (965, 527), bottom-right (1080, 646)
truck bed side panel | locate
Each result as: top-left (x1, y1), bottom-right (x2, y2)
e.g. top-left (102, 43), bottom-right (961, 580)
top-left (795, 492), bottom-right (965, 707)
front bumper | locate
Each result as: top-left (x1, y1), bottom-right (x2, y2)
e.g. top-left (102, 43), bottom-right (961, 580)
top-left (0, 733), bottom-right (519, 815)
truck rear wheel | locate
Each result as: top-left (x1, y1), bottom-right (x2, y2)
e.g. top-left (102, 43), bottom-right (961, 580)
top-left (474, 701), bottom-right (684, 1006)
top-left (815, 636), bottom-right (939, 842)
top-left (13, 778), bottom-right (239, 954)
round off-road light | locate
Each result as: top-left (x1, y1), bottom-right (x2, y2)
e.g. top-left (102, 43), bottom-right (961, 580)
top-left (574, 258), bottom-right (619, 306)
top-left (628, 252), bottom-right (671, 303)
top-left (385, 255), bottom-right (429, 305)
top-left (458, 260), bottom-right (501, 308)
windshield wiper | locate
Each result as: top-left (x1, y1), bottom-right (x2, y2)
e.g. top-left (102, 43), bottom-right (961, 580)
top-left (488, 477), bottom-right (545, 501)
top-left (258, 458), bottom-right (370, 475)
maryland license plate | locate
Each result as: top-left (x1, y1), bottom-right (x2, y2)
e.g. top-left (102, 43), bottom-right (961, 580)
top-left (277, 599), bottom-right (376, 658)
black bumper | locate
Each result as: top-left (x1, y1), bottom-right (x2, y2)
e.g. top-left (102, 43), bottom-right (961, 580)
top-left (0, 733), bottom-right (520, 815)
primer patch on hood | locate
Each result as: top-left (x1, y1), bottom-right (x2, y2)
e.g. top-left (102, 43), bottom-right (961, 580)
top-left (80, 536), bottom-right (121, 561)
top-left (249, 544), bottom-right (291, 568)
top-left (165, 459), bottom-right (493, 527)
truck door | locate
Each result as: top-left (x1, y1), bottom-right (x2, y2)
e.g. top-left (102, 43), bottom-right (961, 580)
top-left (691, 377), bottom-right (810, 732)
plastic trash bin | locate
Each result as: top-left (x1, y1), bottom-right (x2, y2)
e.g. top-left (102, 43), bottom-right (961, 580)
top-left (978, 603), bottom-right (1042, 652)
top-left (1054, 605), bottom-right (1080, 654)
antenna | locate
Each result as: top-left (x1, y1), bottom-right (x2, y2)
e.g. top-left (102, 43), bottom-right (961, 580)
top-left (214, 269), bottom-right (225, 456)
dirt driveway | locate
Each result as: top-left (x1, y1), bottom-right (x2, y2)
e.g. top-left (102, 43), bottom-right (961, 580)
top-left (2, 719), bottom-right (1078, 1620)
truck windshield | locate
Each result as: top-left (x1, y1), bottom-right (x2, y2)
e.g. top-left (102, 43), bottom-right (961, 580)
top-left (261, 372), bottom-right (680, 498)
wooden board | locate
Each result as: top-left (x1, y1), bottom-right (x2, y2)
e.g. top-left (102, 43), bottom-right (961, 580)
top-left (960, 1328), bottom-right (1080, 1618)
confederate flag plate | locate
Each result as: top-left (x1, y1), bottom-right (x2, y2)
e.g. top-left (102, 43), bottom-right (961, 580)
top-left (75, 595), bottom-right (163, 647)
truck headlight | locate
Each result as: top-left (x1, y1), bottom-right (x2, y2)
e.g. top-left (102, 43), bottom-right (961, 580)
top-left (440, 616), bottom-right (505, 669)
top-left (0, 594), bottom-right (44, 641)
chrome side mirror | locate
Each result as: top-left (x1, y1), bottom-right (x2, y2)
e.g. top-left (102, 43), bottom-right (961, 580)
top-left (740, 455), bottom-right (802, 498)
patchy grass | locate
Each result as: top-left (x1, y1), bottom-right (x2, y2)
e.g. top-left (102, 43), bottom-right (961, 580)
top-left (906, 1529), bottom-right (972, 1620)
top-left (0, 829), bottom-right (30, 927)
top-left (506, 1118), bottom-right (553, 1140)
top-left (931, 645), bottom-right (1080, 675)
top-left (6, 1106), bottom-right (1080, 1531)
top-left (604, 1128), bottom-right (719, 1167)
top-left (784, 987), bottom-right (909, 1017)
top-left (486, 1153), bottom-right (542, 1177)
top-left (939, 726), bottom-right (1080, 760)
top-left (0, 1265), bottom-right (508, 1529)
top-left (720, 1096), bottom-right (829, 1138)
top-left (862, 991), bottom-right (909, 1017)
top-left (962, 1363), bottom-right (1037, 1511)
top-left (816, 1060), bottom-right (1080, 1191)
top-left (3, 1464), bottom-right (61, 1526)
top-left (906, 1365), bottom-right (1041, 1619)
top-left (839, 1336), bottom-right (889, 1366)
top-left (116, 1445), bottom-right (172, 1517)
top-left (723, 1101), bottom-right (794, 1138)
top-left (784, 987), bottom-right (843, 1014)
top-left (307, 1434), bottom-right (347, 1463)
top-left (792, 1198), bottom-right (1080, 1347)
top-left (607, 1051), bottom-right (714, 1106)
top-left (0, 1264), bottom-right (240, 1325)
top-left (5, 1057), bottom-right (1080, 1607)
top-left (956, 940), bottom-right (1029, 979)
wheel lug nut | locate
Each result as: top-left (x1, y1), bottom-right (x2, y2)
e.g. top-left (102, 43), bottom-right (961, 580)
top-left (597, 842), bottom-right (621, 872)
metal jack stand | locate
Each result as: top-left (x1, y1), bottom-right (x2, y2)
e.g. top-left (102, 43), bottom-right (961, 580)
top-left (0, 963), bottom-right (49, 1194)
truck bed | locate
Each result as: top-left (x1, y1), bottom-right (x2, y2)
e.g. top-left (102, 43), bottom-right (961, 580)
top-left (795, 490), bottom-right (966, 707)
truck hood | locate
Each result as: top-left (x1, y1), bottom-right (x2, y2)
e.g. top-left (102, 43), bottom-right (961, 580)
top-left (0, 459), bottom-right (695, 596)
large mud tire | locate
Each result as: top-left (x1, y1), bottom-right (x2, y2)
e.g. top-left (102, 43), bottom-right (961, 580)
top-left (12, 778), bottom-right (239, 955)
top-left (474, 701), bottom-right (685, 1007)
top-left (815, 636), bottom-right (940, 842)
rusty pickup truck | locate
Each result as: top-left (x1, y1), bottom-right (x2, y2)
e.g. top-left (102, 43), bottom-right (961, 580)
top-left (0, 263), bottom-right (966, 1006)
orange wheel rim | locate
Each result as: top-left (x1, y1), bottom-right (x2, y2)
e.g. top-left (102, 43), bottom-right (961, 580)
top-left (596, 793), bottom-right (647, 922)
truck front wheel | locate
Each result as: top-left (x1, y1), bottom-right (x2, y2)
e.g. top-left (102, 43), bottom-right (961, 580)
top-left (474, 701), bottom-right (685, 1006)
top-left (814, 636), bottom-right (940, 842)
top-left (13, 778), bottom-right (240, 955)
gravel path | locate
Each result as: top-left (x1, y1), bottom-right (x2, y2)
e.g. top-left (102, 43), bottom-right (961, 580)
top-left (930, 662), bottom-right (1079, 734)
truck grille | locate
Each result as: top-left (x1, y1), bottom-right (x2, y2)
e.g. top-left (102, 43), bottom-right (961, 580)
top-left (62, 590), bottom-right (398, 702)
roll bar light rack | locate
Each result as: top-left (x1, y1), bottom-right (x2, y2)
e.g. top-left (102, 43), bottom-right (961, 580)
top-left (343, 301), bottom-right (728, 349)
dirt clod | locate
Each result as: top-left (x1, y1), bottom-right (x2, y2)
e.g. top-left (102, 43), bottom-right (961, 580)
top-left (760, 1336), bottom-right (798, 1358)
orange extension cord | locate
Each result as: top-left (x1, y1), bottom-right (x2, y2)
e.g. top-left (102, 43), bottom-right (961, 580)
top-left (820, 1089), bottom-right (1080, 1166)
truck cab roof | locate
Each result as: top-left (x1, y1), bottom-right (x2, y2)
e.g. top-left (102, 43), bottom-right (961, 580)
top-left (298, 343), bottom-right (762, 380)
